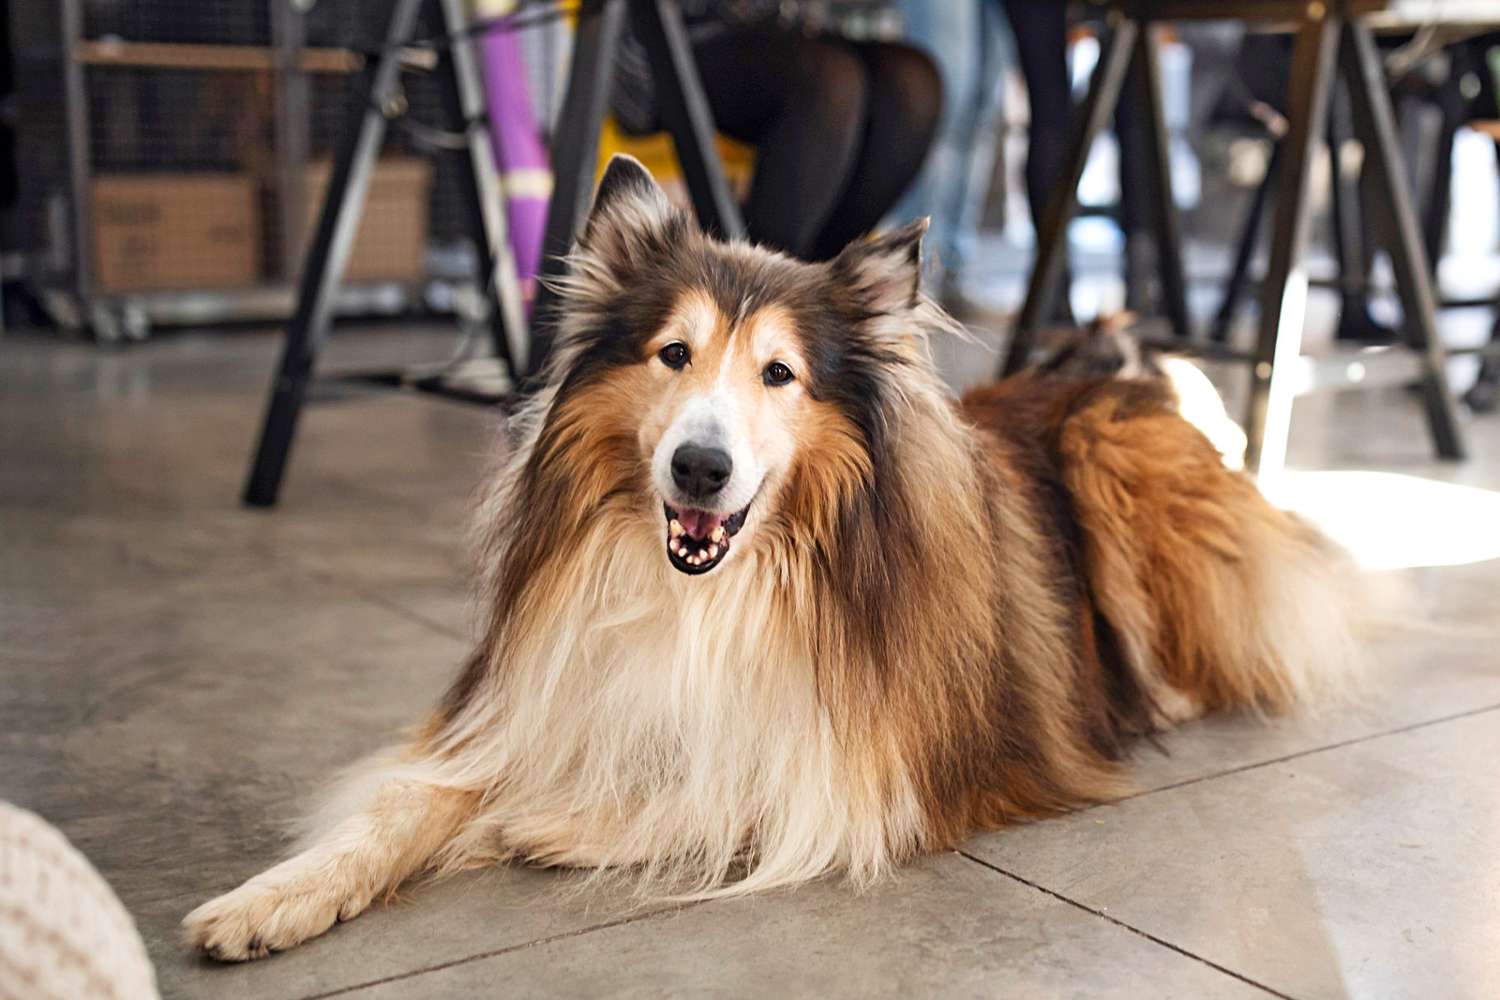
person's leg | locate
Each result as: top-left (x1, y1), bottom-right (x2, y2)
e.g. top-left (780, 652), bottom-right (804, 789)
top-left (941, 0), bottom-right (1011, 280)
top-left (887, 0), bottom-right (985, 273)
top-left (1114, 42), bottom-right (1158, 311)
top-left (810, 43), bottom-right (942, 259)
top-left (1001, 1), bottom-right (1071, 243)
top-left (691, 30), bottom-right (867, 257)
top-left (1001, 0), bottom-right (1074, 320)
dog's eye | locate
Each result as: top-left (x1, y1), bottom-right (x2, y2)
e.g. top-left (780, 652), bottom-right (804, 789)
top-left (659, 342), bottom-right (690, 370)
top-left (763, 361), bottom-right (794, 387)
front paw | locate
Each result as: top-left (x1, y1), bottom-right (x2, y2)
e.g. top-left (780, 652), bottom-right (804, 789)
top-left (183, 873), bottom-right (369, 962)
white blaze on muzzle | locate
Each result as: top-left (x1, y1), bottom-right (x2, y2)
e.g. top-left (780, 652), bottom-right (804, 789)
top-left (653, 391), bottom-right (763, 575)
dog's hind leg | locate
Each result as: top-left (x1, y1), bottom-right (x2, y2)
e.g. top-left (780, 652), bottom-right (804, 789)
top-left (183, 755), bottom-right (478, 961)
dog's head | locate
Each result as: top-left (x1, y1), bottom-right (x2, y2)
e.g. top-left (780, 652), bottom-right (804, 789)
top-left (529, 156), bottom-right (939, 578)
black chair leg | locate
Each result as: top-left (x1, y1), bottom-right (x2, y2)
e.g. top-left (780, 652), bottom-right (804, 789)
top-left (528, 0), bottom-right (629, 377)
top-left (1244, 10), bottom-right (1341, 477)
top-left (528, 0), bottom-right (742, 377)
top-left (1341, 20), bottom-right (1465, 460)
top-left (1211, 142), bottom-right (1279, 343)
top-left (1467, 317), bottom-right (1500, 413)
top-left (1002, 21), bottom-right (1139, 376)
top-left (630, 0), bottom-right (744, 239)
top-left (1136, 25), bottom-right (1191, 340)
top-left (242, 0), bottom-right (423, 508)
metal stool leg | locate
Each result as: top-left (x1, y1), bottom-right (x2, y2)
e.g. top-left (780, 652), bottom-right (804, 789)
top-left (1341, 20), bottom-right (1465, 460)
top-left (630, 0), bottom-right (744, 239)
top-left (1467, 316), bottom-right (1500, 413)
top-left (528, 0), bottom-right (629, 377)
top-left (1136, 24), bottom-right (1191, 340)
top-left (242, 0), bottom-right (423, 507)
top-left (1211, 142), bottom-right (1279, 343)
top-left (528, 0), bottom-right (742, 377)
top-left (1244, 10), bottom-right (1341, 478)
top-left (1329, 77), bottom-right (1397, 343)
top-left (1002, 20), bottom-right (1139, 376)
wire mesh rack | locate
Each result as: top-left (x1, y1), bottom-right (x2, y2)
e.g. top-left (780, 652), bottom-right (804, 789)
top-left (8, 0), bottom-right (562, 340)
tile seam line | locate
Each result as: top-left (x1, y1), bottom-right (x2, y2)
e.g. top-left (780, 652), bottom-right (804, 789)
top-left (1113, 698), bottom-right (1500, 806)
top-left (291, 560), bottom-right (475, 643)
top-left (958, 851), bottom-right (1300, 1000)
top-left (293, 901), bottom-right (707, 1000)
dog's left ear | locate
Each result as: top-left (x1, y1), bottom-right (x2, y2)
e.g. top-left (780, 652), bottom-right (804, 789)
top-left (579, 154), bottom-right (677, 257)
top-left (830, 218), bottom-right (928, 314)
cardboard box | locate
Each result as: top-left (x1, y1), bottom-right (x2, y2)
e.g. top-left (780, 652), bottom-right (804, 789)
top-left (304, 158), bottom-right (432, 282)
top-left (92, 174), bottom-right (259, 292)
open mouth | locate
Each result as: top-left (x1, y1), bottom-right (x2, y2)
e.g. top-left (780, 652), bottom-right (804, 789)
top-left (664, 501), bottom-right (750, 575)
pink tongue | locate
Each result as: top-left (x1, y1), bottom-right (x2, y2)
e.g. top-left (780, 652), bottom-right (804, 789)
top-left (676, 509), bottom-right (723, 538)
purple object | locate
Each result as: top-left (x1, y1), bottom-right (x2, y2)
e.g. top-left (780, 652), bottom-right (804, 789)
top-left (478, 13), bottom-right (550, 314)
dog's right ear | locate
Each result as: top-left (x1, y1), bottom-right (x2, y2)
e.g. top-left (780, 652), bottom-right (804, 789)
top-left (579, 154), bottom-right (676, 256)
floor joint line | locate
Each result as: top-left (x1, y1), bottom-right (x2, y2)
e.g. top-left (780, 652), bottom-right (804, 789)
top-left (1114, 699), bottom-right (1500, 807)
top-left (958, 851), bottom-right (1299, 1000)
top-left (295, 901), bottom-right (707, 1000)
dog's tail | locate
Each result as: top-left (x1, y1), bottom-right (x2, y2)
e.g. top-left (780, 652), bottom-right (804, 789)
top-left (1058, 390), bottom-right (1365, 718)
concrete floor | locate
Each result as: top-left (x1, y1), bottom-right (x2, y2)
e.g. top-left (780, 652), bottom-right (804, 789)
top-left (2, 322), bottom-right (1499, 1000)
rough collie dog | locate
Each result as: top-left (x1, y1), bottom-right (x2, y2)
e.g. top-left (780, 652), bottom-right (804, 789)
top-left (185, 156), bottom-right (1357, 961)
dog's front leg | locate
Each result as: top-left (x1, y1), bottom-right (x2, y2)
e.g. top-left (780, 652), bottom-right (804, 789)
top-left (183, 775), bottom-right (476, 961)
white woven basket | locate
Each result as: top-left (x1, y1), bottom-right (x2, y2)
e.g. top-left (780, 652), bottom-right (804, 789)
top-left (0, 801), bottom-right (158, 1000)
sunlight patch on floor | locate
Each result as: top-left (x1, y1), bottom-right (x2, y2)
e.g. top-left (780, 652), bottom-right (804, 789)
top-left (1264, 470), bottom-right (1500, 571)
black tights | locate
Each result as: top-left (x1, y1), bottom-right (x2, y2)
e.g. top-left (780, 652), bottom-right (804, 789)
top-left (1000, 2), bottom-right (1149, 236)
top-left (691, 29), bottom-right (942, 260)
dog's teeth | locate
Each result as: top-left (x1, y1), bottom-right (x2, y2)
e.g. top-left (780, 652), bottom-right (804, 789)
top-left (687, 554), bottom-right (700, 565)
top-left (707, 544), bottom-right (719, 560)
top-left (710, 526), bottom-right (725, 543)
top-left (669, 520), bottom-right (684, 539)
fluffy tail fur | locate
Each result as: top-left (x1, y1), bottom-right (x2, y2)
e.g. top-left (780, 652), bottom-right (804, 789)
top-left (1057, 384), bottom-right (1363, 717)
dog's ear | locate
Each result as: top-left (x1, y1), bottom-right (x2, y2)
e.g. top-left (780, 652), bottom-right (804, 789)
top-left (579, 154), bottom-right (677, 257)
top-left (830, 218), bottom-right (928, 314)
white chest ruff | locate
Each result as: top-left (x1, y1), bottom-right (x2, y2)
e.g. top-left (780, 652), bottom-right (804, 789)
top-left (458, 539), bottom-right (921, 894)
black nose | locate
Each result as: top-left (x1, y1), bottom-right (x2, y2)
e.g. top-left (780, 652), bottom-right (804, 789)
top-left (671, 444), bottom-right (732, 500)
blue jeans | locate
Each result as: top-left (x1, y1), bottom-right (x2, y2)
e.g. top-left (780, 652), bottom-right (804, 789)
top-left (890, 0), bottom-right (1010, 279)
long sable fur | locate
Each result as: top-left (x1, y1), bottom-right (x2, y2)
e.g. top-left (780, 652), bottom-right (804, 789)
top-left (183, 156), bottom-right (1360, 961)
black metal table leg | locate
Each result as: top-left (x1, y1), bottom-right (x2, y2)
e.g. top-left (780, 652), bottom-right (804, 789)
top-left (631, 0), bottom-right (744, 239)
top-left (529, 0), bottom-right (743, 377)
top-left (1420, 73), bottom-right (1464, 273)
top-left (242, 0), bottom-right (423, 507)
top-left (1002, 19), bottom-right (1139, 376)
top-left (1243, 10), bottom-right (1341, 477)
top-left (528, 0), bottom-right (629, 377)
top-left (1328, 75), bottom-right (1397, 344)
top-left (1340, 20), bottom-right (1465, 461)
top-left (1468, 315), bottom-right (1500, 413)
top-left (1135, 24), bottom-right (1191, 340)
top-left (1327, 85), bottom-right (1363, 324)
top-left (633, 0), bottom-right (744, 238)
top-left (1210, 142), bottom-right (1278, 343)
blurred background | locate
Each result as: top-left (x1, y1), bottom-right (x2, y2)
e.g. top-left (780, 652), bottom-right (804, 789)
top-left (1, 1), bottom-right (1493, 360)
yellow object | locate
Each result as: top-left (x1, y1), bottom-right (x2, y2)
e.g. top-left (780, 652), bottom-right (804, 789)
top-left (596, 116), bottom-right (756, 204)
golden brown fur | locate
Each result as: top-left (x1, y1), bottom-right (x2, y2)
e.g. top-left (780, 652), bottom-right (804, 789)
top-left (184, 157), bottom-right (1359, 962)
